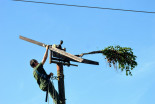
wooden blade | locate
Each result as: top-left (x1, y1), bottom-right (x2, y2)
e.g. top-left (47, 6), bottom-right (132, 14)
top-left (82, 58), bottom-right (99, 65)
top-left (19, 35), bottom-right (99, 65)
top-left (69, 57), bottom-right (99, 65)
top-left (49, 46), bottom-right (83, 62)
top-left (19, 35), bottom-right (83, 62)
top-left (19, 35), bottom-right (46, 47)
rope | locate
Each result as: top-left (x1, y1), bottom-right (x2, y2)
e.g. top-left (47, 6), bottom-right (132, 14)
top-left (51, 79), bottom-right (55, 104)
top-left (46, 76), bottom-right (58, 104)
top-left (47, 81), bottom-right (49, 104)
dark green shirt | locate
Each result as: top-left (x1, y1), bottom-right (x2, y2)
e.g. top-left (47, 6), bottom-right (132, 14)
top-left (33, 62), bottom-right (48, 91)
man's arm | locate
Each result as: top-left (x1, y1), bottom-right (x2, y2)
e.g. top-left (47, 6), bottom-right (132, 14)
top-left (42, 45), bottom-right (49, 65)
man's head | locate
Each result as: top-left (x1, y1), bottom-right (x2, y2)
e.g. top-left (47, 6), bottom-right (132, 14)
top-left (30, 59), bottom-right (38, 68)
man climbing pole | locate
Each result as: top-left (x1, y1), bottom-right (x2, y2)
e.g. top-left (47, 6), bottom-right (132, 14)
top-left (30, 45), bottom-right (60, 104)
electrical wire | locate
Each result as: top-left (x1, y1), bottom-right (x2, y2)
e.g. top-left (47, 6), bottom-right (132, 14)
top-left (13, 0), bottom-right (155, 14)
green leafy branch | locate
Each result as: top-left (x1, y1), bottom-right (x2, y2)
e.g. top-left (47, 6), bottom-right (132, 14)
top-left (78, 45), bottom-right (137, 76)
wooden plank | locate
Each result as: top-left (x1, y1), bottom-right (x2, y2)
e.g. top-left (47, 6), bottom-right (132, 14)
top-left (49, 46), bottom-right (83, 62)
top-left (82, 58), bottom-right (99, 65)
top-left (19, 35), bottom-right (46, 47)
top-left (19, 35), bottom-right (99, 65)
top-left (19, 35), bottom-right (83, 62)
top-left (69, 57), bottom-right (99, 65)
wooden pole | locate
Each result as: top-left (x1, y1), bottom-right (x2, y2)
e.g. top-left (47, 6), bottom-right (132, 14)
top-left (57, 64), bottom-right (66, 104)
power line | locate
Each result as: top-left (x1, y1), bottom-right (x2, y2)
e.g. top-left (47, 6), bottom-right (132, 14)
top-left (13, 0), bottom-right (155, 14)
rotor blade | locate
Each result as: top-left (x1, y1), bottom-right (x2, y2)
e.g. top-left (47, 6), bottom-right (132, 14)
top-left (69, 57), bottom-right (99, 65)
top-left (49, 46), bottom-right (83, 62)
top-left (82, 58), bottom-right (99, 65)
top-left (19, 35), bottom-right (83, 62)
top-left (19, 35), bottom-right (46, 47)
top-left (19, 35), bottom-right (99, 64)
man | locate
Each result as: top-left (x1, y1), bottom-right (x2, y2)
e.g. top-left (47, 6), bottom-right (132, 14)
top-left (30, 45), bottom-right (59, 104)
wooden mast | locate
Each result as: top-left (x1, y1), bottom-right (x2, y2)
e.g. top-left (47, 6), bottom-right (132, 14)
top-left (57, 64), bottom-right (66, 104)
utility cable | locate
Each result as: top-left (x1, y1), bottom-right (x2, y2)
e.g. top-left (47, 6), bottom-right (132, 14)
top-left (13, 0), bottom-right (155, 14)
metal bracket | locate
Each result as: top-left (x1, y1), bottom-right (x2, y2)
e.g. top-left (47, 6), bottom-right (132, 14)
top-left (51, 76), bottom-right (58, 80)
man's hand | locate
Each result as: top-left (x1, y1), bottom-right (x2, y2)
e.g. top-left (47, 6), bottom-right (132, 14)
top-left (49, 72), bottom-right (53, 77)
top-left (46, 45), bottom-right (49, 50)
top-left (47, 72), bottom-right (54, 79)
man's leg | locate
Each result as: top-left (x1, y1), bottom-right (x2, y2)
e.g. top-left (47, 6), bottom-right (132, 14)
top-left (48, 81), bottom-right (60, 104)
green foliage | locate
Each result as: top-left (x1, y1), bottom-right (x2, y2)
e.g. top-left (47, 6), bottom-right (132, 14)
top-left (102, 45), bottom-right (137, 76)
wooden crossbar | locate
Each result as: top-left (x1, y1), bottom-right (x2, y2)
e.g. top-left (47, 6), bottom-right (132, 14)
top-left (19, 35), bottom-right (99, 65)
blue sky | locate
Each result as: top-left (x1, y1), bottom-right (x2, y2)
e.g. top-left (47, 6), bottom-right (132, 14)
top-left (0, 0), bottom-right (155, 104)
